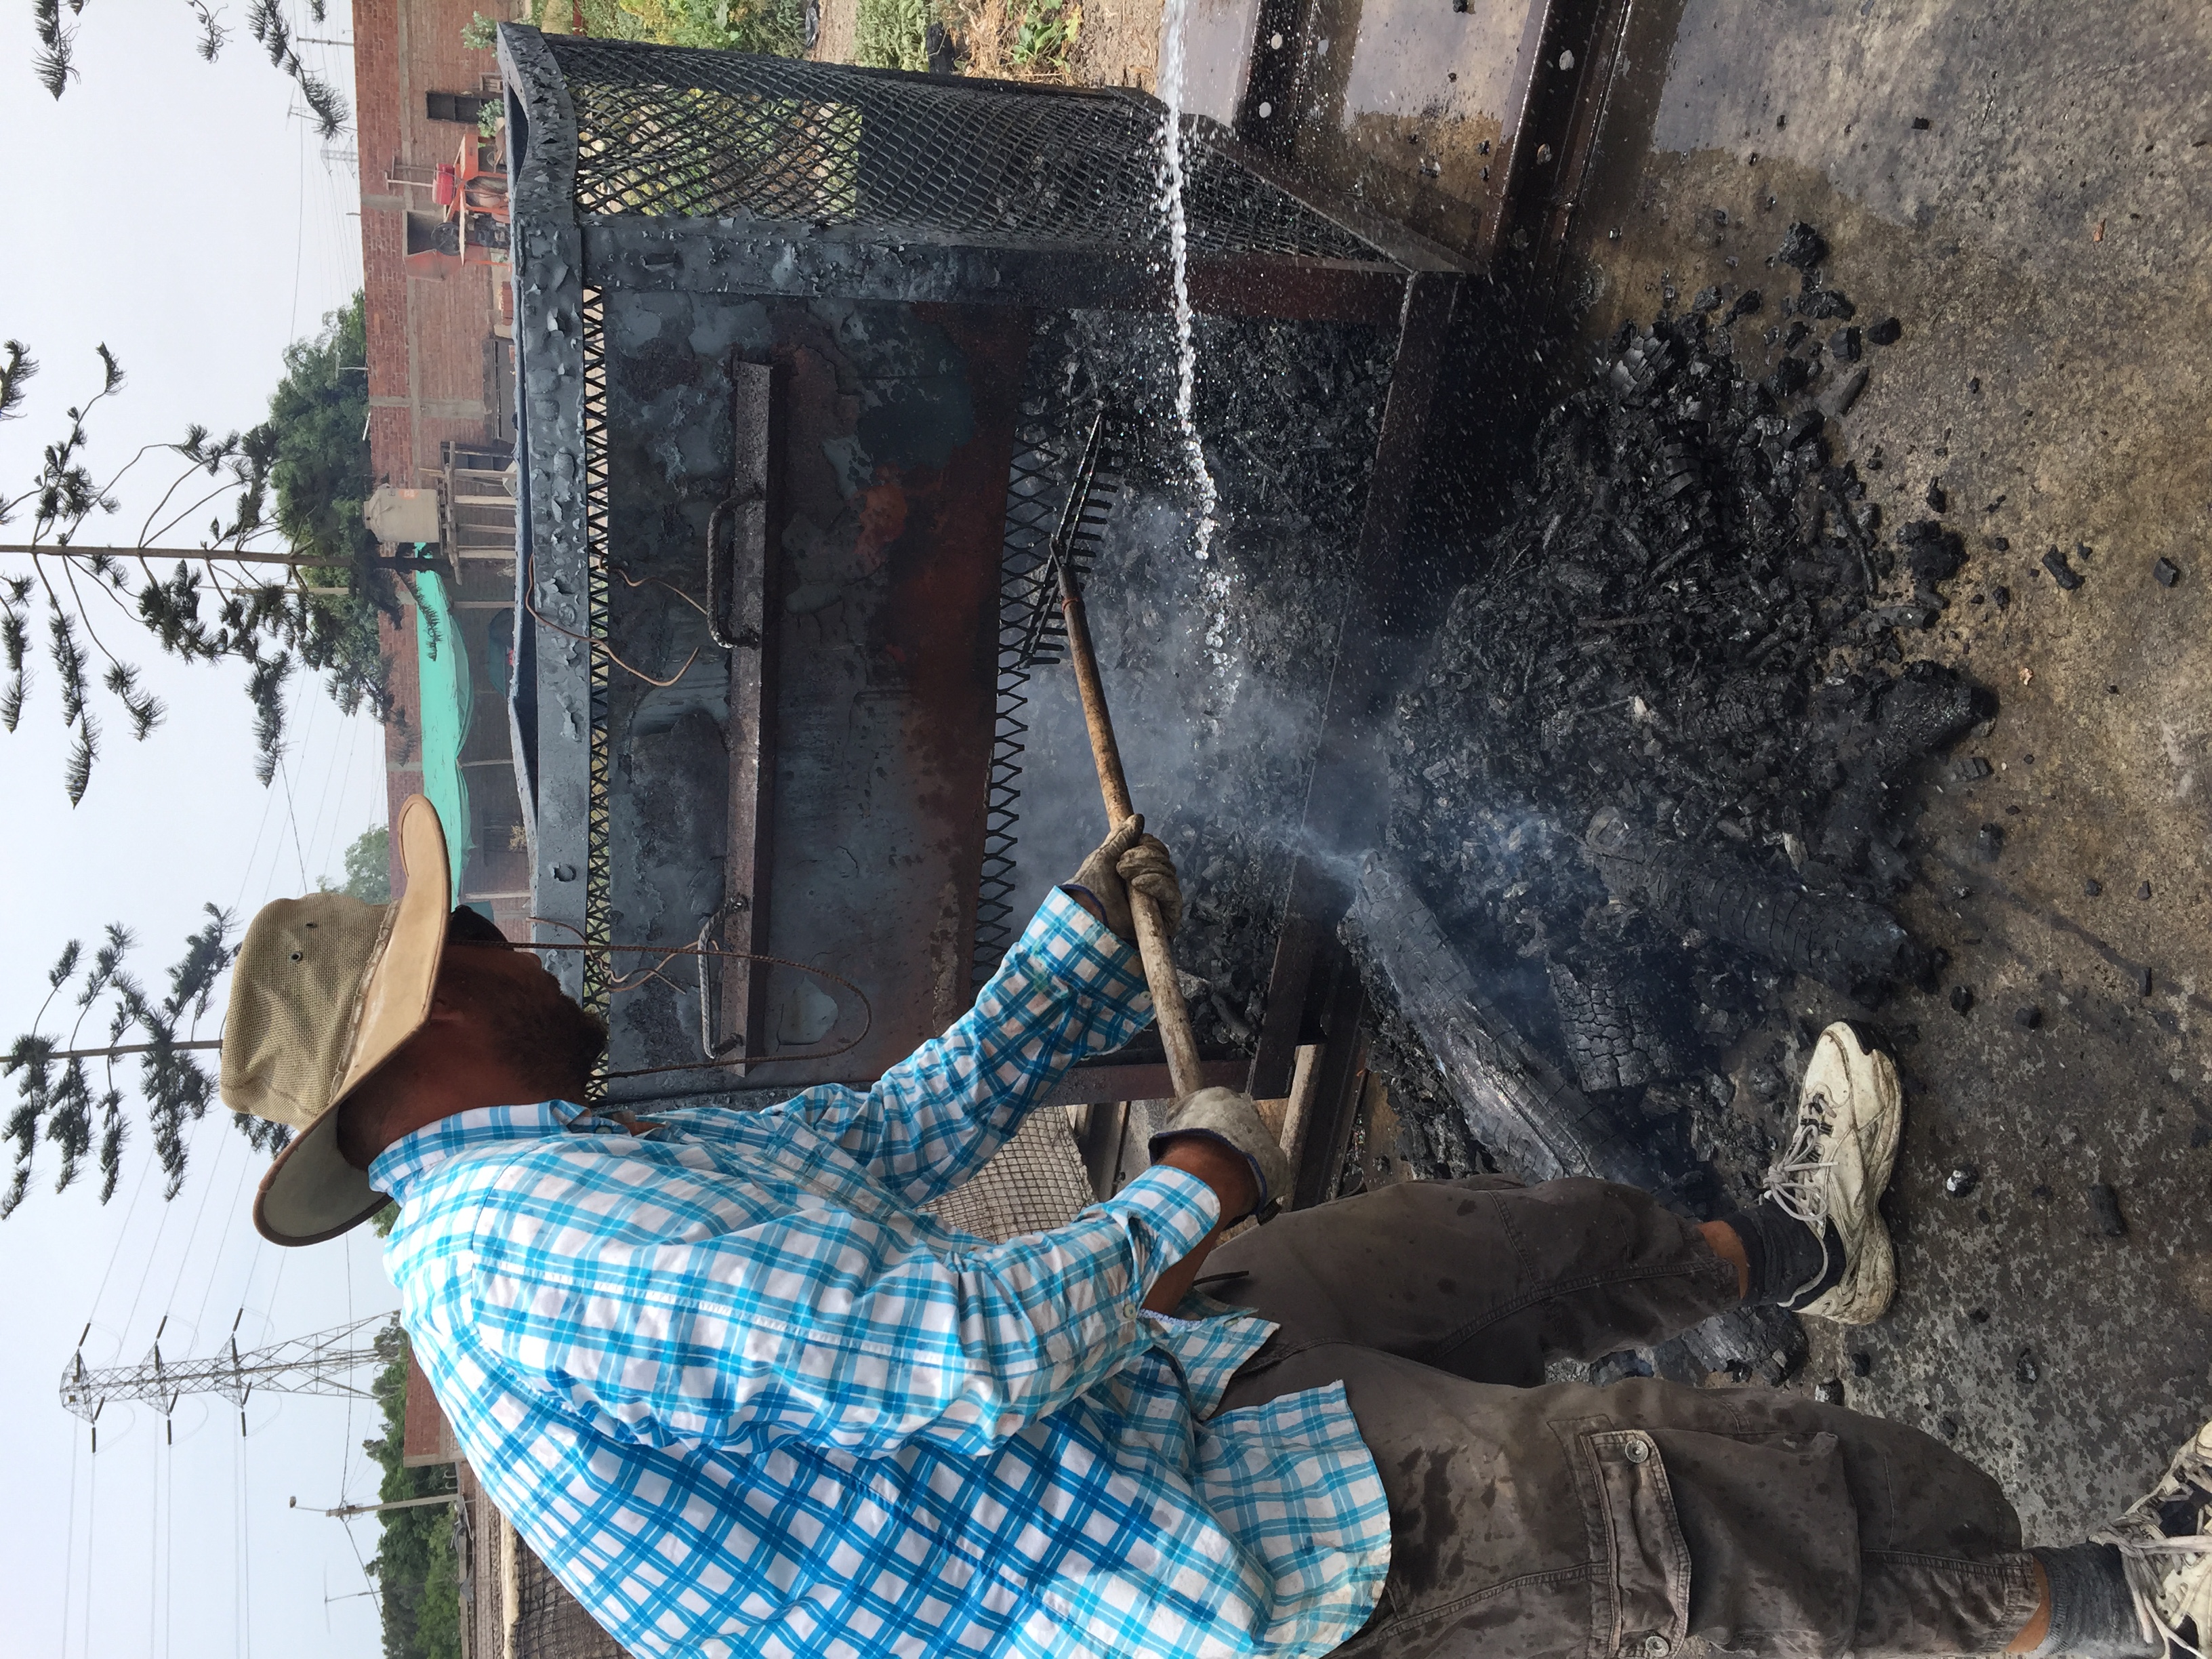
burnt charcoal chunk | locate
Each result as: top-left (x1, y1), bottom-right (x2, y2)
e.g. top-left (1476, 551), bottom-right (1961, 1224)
top-left (1872, 660), bottom-right (1985, 764)
top-left (1783, 409), bottom-right (1824, 449)
top-left (2041, 547), bottom-right (2084, 590)
top-left (1803, 289), bottom-right (1856, 320)
top-left (1925, 478), bottom-right (1948, 512)
top-left (1950, 984), bottom-right (1975, 1015)
top-left (2154, 557), bottom-right (2182, 586)
top-left (1991, 535), bottom-right (2011, 552)
top-left (2086, 1182), bottom-right (2127, 1237)
top-left (1814, 1378), bottom-right (1845, 1405)
top-left (1820, 365), bottom-right (1869, 417)
top-left (2137, 965), bottom-right (2154, 998)
top-left (1829, 325), bottom-right (1862, 362)
top-left (2083, 876), bottom-right (2103, 896)
top-left (1727, 288), bottom-right (1764, 321)
top-left (1938, 1414), bottom-right (1960, 1439)
top-left (2138, 880), bottom-right (2153, 899)
top-left (1992, 583), bottom-right (2011, 608)
top-left (1900, 520), bottom-right (1967, 587)
top-left (1849, 1350), bottom-right (1872, 1377)
top-left (1911, 116), bottom-right (1932, 130)
top-left (2015, 1004), bottom-right (2041, 1029)
top-left (1692, 285), bottom-right (1723, 313)
top-left (1975, 823), bottom-right (2005, 862)
top-left (1547, 954), bottom-right (1682, 1094)
top-left (1866, 316), bottom-right (1904, 346)
top-left (1784, 320), bottom-right (1811, 348)
top-left (1765, 356), bottom-right (1814, 396)
top-left (1945, 1164), bottom-right (1979, 1197)
top-left (2015, 1349), bottom-right (2039, 1385)
top-left (1776, 221), bottom-right (1830, 270)
top-left (1955, 756), bottom-right (1992, 781)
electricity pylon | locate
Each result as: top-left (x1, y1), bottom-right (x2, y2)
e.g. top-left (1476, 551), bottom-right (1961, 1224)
top-left (60, 1311), bottom-right (395, 1433)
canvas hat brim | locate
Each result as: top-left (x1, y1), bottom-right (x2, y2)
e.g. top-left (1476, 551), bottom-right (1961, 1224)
top-left (252, 795), bottom-right (452, 1246)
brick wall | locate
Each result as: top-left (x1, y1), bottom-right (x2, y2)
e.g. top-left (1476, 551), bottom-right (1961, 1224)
top-left (356, 1), bottom-right (527, 927)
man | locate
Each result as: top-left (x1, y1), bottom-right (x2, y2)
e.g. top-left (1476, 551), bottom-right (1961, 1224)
top-left (224, 796), bottom-right (2208, 1659)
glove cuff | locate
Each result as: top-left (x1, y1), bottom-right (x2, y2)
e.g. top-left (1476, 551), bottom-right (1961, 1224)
top-left (1146, 1128), bottom-right (1272, 1216)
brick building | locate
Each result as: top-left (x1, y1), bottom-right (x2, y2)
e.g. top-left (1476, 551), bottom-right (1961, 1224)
top-left (355, 0), bottom-right (529, 926)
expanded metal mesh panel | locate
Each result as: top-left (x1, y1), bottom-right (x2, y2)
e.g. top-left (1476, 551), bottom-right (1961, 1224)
top-left (544, 37), bottom-right (1376, 263)
top-left (925, 1108), bottom-right (1097, 1242)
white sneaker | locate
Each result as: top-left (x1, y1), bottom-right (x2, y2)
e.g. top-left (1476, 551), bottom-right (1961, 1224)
top-left (1761, 1021), bottom-right (1904, 1325)
top-left (2092, 1417), bottom-right (2212, 1658)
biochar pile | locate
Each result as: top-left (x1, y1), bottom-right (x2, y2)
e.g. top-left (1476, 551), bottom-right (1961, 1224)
top-left (1372, 225), bottom-right (1993, 1204)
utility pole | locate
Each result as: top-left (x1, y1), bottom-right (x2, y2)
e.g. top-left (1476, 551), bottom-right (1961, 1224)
top-left (292, 1494), bottom-right (457, 1519)
top-left (60, 1311), bottom-right (394, 1443)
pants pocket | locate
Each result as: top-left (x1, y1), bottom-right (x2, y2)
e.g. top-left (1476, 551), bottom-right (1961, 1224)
top-left (1649, 1427), bottom-right (1861, 1659)
top-left (1576, 1428), bottom-right (1692, 1659)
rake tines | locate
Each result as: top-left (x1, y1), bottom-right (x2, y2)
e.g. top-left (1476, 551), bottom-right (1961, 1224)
top-left (1017, 415), bottom-right (1122, 669)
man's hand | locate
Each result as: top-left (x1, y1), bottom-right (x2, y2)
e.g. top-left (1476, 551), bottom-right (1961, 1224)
top-left (1149, 1088), bottom-right (1292, 1217)
top-left (1067, 815), bottom-right (1183, 942)
top-left (1142, 1135), bottom-right (1257, 1313)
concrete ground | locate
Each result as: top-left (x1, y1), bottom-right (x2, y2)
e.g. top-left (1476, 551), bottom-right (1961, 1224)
top-left (1244, 0), bottom-right (2212, 1543)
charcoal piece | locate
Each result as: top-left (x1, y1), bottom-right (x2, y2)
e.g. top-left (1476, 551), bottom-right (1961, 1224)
top-left (2086, 1182), bottom-right (2127, 1237)
top-left (2153, 557), bottom-right (2181, 586)
top-left (1945, 1164), bottom-right (1979, 1197)
top-left (1692, 285), bottom-right (1723, 313)
top-left (1849, 1350), bottom-right (1872, 1377)
top-left (1866, 316), bottom-right (1903, 346)
top-left (1820, 366), bottom-right (1869, 417)
top-left (1784, 321), bottom-right (1811, 349)
top-left (1899, 520), bottom-right (1967, 587)
top-left (2015, 1348), bottom-right (2039, 1385)
top-left (1783, 410), bottom-right (1824, 449)
top-left (1869, 660), bottom-right (1985, 768)
top-left (2083, 877), bottom-right (2103, 896)
top-left (1954, 756), bottom-right (1992, 780)
top-left (1345, 857), bottom-right (1668, 1189)
top-left (1949, 985), bottom-right (1975, 1015)
top-left (1968, 376), bottom-right (1981, 393)
top-left (2041, 547), bottom-right (2083, 590)
top-left (1765, 356), bottom-right (1814, 396)
top-left (1546, 954), bottom-right (1681, 1094)
top-left (1582, 808), bottom-right (1919, 994)
top-left (1814, 1378), bottom-right (1845, 1405)
top-left (2192, 1123), bottom-right (2212, 1149)
top-left (2138, 881), bottom-right (2153, 899)
top-left (1803, 289), bottom-right (1856, 320)
top-left (1925, 479), bottom-right (1947, 512)
top-left (1969, 1307), bottom-right (1990, 1324)
top-left (2136, 965), bottom-right (2153, 998)
top-left (1938, 1414), bottom-right (1959, 1439)
top-left (2075, 541), bottom-right (2093, 562)
top-left (1974, 823), bottom-right (2004, 863)
top-left (1991, 535), bottom-right (2011, 551)
top-left (1776, 221), bottom-right (1829, 270)
top-left (1829, 325), bottom-right (1862, 362)
top-left (1726, 288), bottom-right (1764, 321)
top-left (2015, 1005), bottom-right (2041, 1029)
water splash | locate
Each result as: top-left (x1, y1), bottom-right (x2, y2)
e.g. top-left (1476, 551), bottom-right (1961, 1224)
top-left (1153, 0), bottom-right (1218, 564)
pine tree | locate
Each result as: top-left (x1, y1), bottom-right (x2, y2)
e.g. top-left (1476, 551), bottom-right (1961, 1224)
top-left (1, 906), bottom-right (286, 1217)
top-left (2, 295), bottom-right (421, 803)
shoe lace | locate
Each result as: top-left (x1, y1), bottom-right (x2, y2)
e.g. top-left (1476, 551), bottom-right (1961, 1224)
top-left (1760, 1095), bottom-right (1837, 1232)
top-left (2091, 1479), bottom-right (2212, 1659)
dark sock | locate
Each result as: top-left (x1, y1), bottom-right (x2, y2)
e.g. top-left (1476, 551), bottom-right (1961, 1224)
top-left (2030, 1542), bottom-right (2154, 1658)
top-left (1718, 1200), bottom-right (1841, 1305)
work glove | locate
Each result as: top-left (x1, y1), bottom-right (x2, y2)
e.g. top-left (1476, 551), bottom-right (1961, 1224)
top-left (1148, 1087), bottom-right (1294, 1219)
top-left (1068, 814), bottom-right (1183, 942)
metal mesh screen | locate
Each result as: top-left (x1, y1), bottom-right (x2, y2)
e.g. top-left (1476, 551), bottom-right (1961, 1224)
top-left (544, 37), bottom-right (1376, 262)
top-left (925, 1107), bottom-right (1099, 1242)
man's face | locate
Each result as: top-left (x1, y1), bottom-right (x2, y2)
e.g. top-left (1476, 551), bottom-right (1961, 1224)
top-left (440, 910), bottom-right (609, 1094)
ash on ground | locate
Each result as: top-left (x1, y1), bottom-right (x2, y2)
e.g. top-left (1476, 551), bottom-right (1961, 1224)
top-left (1370, 227), bottom-right (1993, 1209)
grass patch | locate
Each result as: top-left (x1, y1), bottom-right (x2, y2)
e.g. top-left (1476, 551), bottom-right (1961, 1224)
top-left (853, 0), bottom-right (933, 69)
top-left (533, 0), bottom-right (808, 57)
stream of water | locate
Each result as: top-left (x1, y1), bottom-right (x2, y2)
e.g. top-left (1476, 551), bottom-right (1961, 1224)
top-left (1153, 0), bottom-right (1219, 566)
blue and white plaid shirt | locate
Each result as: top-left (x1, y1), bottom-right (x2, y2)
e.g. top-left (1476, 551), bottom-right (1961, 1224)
top-left (376, 890), bottom-right (1389, 1659)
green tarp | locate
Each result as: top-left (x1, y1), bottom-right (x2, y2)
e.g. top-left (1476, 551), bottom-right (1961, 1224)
top-left (412, 569), bottom-right (474, 894)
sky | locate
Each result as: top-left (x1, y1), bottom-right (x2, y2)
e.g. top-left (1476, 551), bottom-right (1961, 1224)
top-left (0, 7), bottom-right (401, 1658)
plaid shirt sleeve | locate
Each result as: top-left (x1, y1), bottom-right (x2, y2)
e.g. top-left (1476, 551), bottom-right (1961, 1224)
top-left (742, 886), bottom-right (1154, 1206)
top-left (465, 1145), bottom-right (1221, 1458)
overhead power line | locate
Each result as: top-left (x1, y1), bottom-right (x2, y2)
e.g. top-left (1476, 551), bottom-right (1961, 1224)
top-left (61, 1311), bottom-right (392, 1427)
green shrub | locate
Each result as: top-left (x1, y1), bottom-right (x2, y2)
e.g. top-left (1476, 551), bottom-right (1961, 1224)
top-left (1008, 0), bottom-right (1076, 68)
top-left (854, 0), bottom-right (932, 70)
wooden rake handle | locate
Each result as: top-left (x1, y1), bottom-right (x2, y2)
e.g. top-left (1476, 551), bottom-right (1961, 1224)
top-left (1055, 572), bottom-right (1205, 1100)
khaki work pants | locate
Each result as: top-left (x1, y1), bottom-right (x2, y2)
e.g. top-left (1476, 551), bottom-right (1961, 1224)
top-left (1210, 1177), bottom-right (2043, 1658)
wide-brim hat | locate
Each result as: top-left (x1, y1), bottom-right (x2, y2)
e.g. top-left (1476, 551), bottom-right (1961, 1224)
top-left (221, 794), bottom-right (451, 1246)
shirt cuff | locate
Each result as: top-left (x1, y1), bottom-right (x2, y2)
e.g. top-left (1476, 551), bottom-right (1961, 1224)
top-left (1027, 886), bottom-right (1150, 1012)
top-left (1099, 1162), bottom-right (1218, 1288)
